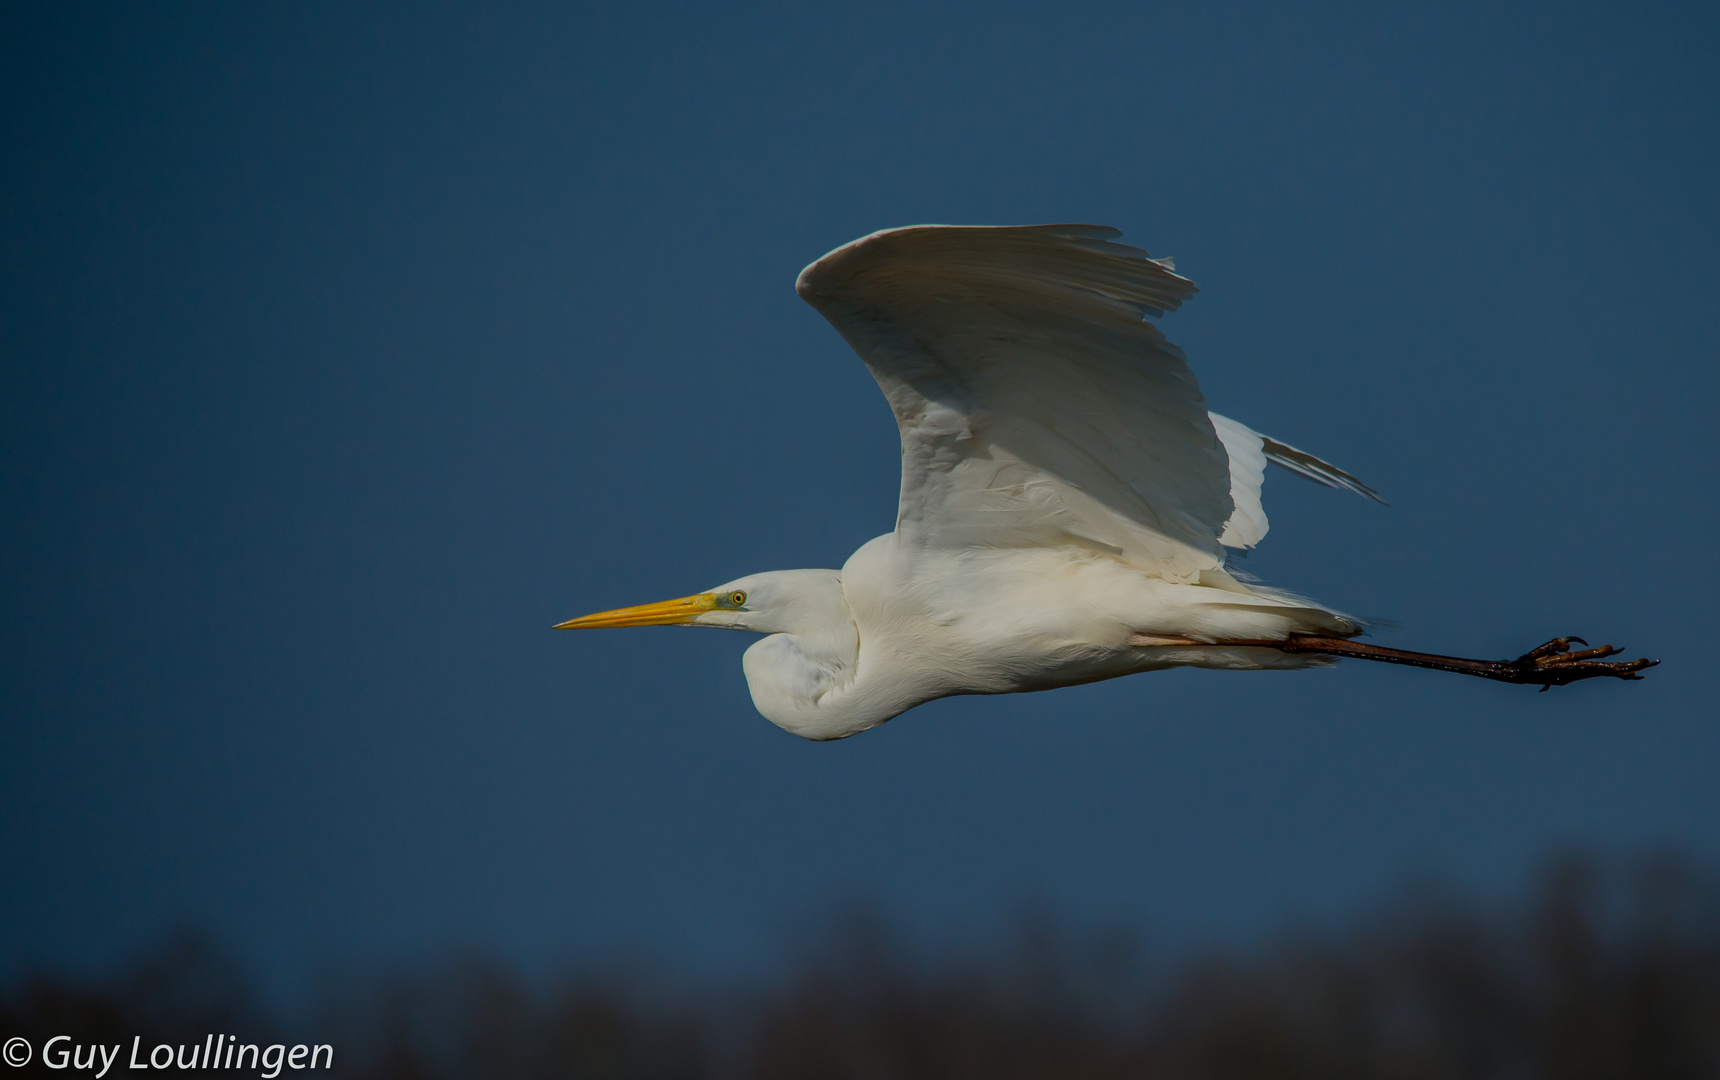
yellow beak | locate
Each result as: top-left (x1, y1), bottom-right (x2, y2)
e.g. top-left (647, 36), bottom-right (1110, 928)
top-left (554, 592), bottom-right (719, 629)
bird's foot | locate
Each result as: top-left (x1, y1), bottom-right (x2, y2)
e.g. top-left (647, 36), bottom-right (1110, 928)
top-left (1505, 637), bottom-right (1659, 690)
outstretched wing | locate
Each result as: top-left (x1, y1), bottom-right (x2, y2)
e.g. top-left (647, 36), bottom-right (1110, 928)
top-left (797, 224), bottom-right (1230, 582)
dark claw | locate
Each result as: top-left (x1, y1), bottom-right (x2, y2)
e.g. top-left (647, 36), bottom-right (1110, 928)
top-left (1505, 638), bottom-right (1658, 688)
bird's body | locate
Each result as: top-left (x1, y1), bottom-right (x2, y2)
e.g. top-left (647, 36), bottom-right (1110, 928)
top-left (730, 539), bottom-right (1349, 740)
top-left (560, 224), bottom-right (1655, 739)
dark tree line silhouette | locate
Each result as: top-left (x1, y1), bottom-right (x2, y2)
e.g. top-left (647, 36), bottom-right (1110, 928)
top-left (5, 853), bottom-right (1718, 1078)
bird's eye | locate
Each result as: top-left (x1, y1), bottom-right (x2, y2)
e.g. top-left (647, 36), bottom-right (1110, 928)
top-left (731, 591), bottom-right (746, 606)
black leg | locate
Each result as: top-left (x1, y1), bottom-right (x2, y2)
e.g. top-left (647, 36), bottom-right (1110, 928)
top-left (1246, 634), bottom-right (1659, 689)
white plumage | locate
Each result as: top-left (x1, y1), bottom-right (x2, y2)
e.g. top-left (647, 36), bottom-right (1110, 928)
top-left (558, 224), bottom-right (1649, 739)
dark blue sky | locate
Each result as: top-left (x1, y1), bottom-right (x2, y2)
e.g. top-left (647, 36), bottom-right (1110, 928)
top-left (3, 3), bottom-right (1716, 1002)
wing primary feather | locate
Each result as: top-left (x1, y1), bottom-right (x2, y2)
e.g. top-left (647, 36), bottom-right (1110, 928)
top-left (1260, 437), bottom-right (1387, 505)
top-left (1030, 223), bottom-right (1124, 241)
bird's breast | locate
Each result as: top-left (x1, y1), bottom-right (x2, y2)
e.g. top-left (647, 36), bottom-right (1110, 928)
top-left (841, 540), bottom-right (1157, 698)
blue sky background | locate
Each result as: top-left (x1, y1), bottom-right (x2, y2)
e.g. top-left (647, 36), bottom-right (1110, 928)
top-left (3, 3), bottom-right (1716, 1003)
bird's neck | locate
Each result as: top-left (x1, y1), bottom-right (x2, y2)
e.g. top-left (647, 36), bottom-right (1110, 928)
top-left (741, 616), bottom-right (862, 737)
top-left (737, 563), bottom-right (938, 740)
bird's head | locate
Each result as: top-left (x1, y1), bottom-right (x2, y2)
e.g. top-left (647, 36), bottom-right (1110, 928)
top-left (555, 569), bottom-right (845, 637)
top-left (558, 569), bottom-right (862, 736)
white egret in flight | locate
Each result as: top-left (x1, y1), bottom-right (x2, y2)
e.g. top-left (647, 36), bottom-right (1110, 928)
top-left (559, 225), bottom-right (1655, 740)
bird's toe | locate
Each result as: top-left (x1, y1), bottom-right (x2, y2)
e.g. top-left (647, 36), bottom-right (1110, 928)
top-left (1514, 637), bottom-right (1587, 664)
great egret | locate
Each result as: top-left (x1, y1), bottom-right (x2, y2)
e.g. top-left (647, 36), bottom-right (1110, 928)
top-left (559, 225), bottom-right (1655, 740)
